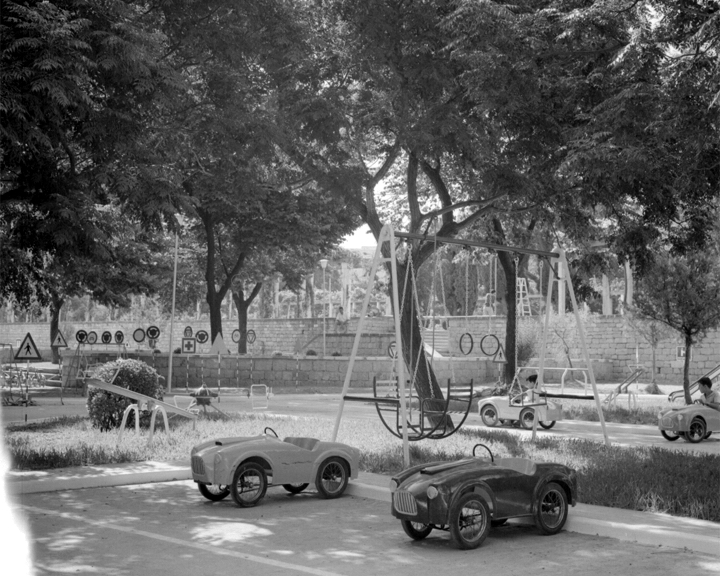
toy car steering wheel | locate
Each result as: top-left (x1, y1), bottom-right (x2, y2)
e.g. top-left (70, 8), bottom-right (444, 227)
top-left (472, 443), bottom-right (494, 462)
top-left (264, 427), bottom-right (278, 438)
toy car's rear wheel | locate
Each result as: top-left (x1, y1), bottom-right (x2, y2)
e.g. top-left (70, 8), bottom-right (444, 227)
top-left (539, 421), bottom-right (556, 430)
top-left (480, 405), bottom-right (499, 427)
top-left (315, 457), bottom-right (349, 499)
top-left (535, 482), bottom-right (568, 535)
top-left (231, 462), bottom-right (267, 507)
top-left (401, 520), bottom-right (432, 540)
top-left (198, 483), bottom-right (230, 501)
top-left (660, 429), bottom-right (680, 441)
top-left (519, 408), bottom-right (536, 430)
top-left (283, 483), bottom-right (309, 494)
top-left (449, 493), bottom-right (491, 550)
top-left (684, 418), bottom-right (707, 443)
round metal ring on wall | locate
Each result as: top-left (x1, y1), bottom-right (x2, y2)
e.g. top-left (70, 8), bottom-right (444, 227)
top-left (459, 333), bottom-right (474, 355)
top-left (480, 334), bottom-right (500, 356)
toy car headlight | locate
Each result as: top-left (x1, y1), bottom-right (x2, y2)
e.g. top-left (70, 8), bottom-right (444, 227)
top-left (389, 479), bottom-right (399, 493)
top-left (427, 486), bottom-right (439, 500)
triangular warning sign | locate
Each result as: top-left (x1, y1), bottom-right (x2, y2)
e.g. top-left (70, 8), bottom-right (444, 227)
top-left (493, 345), bottom-right (507, 364)
top-left (209, 333), bottom-right (230, 355)
top-left (15, 333), bottom-right (42, 360)
top-left (52, 330), bottom-right (68, 348)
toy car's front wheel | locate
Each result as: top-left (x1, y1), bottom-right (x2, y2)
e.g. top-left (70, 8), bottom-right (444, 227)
top-left (283, 483), bottom-right (309, 494)
top-left (535, 482), bottom-right (568, 535)
top-left (198, 483), bottom-right (230, 501)
top-left (231, 462), bottom-right (267, 507)
top-left (449, 493), bottom-right (491, 550)
top-left (519, 408), bottom-right (536, 430)
top-left (660, 429), bottom-right (680, 441)
top-left (315, 457), bottom-right (349, 499)
top-left (684, 418), bottom-right (707, 443)
top-left (539, 421), bottom-right (556, 429)
top-left (401, 520), bottom-right (432, 540)
top-left (480, 405), bottom-right (499, 427)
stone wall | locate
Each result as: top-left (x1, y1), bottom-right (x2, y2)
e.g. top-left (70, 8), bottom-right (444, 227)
top-left (57, 350), bottom-right (497, 391)
top-left (4, 313), bottom-right (719, 385)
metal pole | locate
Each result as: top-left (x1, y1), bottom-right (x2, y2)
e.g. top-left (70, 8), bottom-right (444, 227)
top-left (323, 267), bottom-right (326, 356)
top-left (166, 231), bottom-right (179, 393)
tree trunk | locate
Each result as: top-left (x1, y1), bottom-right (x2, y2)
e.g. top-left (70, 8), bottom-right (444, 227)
top-left (207, 288), bottom-right (224, 344)
top-left (683, 334), bottom-right (693, 405)
top-left (232, 282), bottom-right (262, 354)
top-left (306, 275), bottom-right (315, 318)
top-left (49, 293), bottom-right (64, 364)
top-left (497, 251), bottom-right (518, 384)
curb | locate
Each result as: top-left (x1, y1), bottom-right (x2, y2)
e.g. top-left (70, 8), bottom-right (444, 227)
top-left (6, 462), bottom-right (719, 556)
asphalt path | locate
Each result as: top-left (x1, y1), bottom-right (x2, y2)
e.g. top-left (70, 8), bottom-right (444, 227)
top-left (5, 392), bottom-right (719, 455)
top-left (9, 480), bottom-right (720, 576)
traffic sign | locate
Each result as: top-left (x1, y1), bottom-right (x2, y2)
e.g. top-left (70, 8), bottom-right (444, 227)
top-left (493, 345), bottom-right (507, 364)
top-left (15, 333), bottom-right (41, 360)
top-left (182, 337), bottom-right (196, 354)
top-left (51, 330), bottom-right (68, 348)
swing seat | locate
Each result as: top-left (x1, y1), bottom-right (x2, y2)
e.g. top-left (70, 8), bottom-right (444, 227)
top-left (373, 378), bottom-right (474, 441)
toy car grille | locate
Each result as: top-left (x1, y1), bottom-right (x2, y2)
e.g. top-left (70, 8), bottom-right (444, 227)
top-left (393, 491), bottom-right (418, 515)
top-left (191, 456), bottom-right (205, 475)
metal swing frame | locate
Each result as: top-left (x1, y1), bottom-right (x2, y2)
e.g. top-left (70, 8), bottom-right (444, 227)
top-left (333, 224), bottom-right (610, 467)
top-left (337, 227), bottom-right (474, 447)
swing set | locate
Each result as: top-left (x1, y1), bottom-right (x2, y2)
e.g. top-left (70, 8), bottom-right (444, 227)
top-left (332, 224), bottom-right (610, 467)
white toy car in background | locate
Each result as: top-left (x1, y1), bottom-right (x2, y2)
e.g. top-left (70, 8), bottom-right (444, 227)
top-left (478, 395), bottom-right (562, 430)
top-left (658, 403), bottom-right (720, 443)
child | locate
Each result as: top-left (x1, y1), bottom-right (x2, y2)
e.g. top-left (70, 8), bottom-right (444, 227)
top-left (698, 377), bottom-right (720, 411)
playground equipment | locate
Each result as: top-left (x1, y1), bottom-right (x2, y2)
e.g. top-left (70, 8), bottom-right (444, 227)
top-left (86, 369), bottom-right (197, 445)
top-left (603, 365), bottom-right (645, 409)
top-left (336, 227), bottom-right (475, 448)
top-left (333, 223), bottom-right (611, 466)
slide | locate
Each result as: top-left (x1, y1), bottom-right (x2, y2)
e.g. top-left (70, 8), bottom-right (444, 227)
top-left (668, 363), bottom-right (720, 403)
top-left (603, 367), bottom-right (644, 405)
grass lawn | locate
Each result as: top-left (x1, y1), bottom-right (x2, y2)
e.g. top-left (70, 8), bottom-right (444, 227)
top-left (4, 411), bottom-right (719, 523)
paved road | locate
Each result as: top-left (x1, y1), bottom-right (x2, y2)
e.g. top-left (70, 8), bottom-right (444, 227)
top-left (8, 480), bottom-right (720, 576)
top-left (4, 392), bottom-right (720, 454)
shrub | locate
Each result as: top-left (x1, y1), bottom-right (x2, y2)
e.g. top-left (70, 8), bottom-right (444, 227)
top-left (305, 349), bottom-right (317, 356)
top-left (86, 359), bottom-right (164, 431)
top-left (331, 351), bottom-right (342, 357)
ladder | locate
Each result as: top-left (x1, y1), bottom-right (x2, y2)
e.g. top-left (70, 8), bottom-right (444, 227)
top-left (517, 277), bottom-right (531, 316)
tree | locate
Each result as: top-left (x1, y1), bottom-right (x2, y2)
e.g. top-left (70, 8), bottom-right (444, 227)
top-left (0, 0), bottom-right (180, 343)
top-left (632, 243), bottom-right (720, 404)
top-left (150, 0), bottom-right (357, 347)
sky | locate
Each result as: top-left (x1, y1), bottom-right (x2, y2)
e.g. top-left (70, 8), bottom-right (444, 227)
top-left (340, 224), bottom-right (376, 250)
